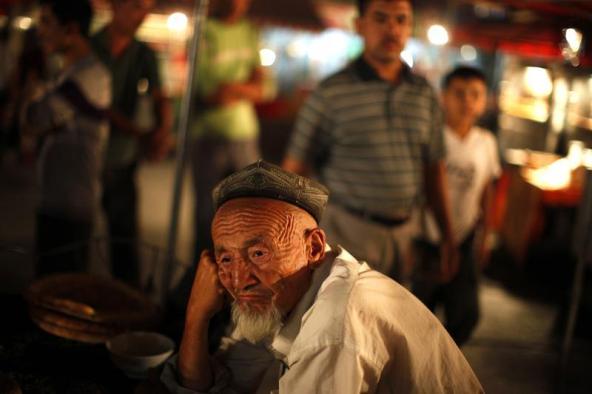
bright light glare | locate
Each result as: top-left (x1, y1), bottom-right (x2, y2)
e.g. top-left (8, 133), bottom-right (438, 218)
top-left (286, 39), bottom-right (307, 58)
top-left (567, 140), bottom-right (585, 169)
top-left (259, 48), bottom-right (276, 67)
top-left (400, 50), bottom-right (414, 68)
top-left (583, 149), bottom-right (592, 170)
top-left (167, 12), bottom-right (188, 32)
top-left (523, 67), bottom-right (553, 98)
top-left (524, 158), bottom-right (571, 190)
top-left (427, 24), bottom-right (449, 46)
top-left (460, 45), bottom-right (477, 61)
top-left (308, 29), bottom-right (349, 63)
top-left (565, 28), bottom-right (583, 53)
top-left (15, 16), bottom-right (32, 30)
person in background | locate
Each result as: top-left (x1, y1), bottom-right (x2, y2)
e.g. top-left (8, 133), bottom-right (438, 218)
top-left (412, 65), bottom-right (501, 346)
top-left (190, 0), bottom-right (273, 262)
top-left (0, 1), bottom-right (46, 165)
top-left (25, 0), bottom-right (110, 275)
top-left (282, 0), bottom-right (457, 284)
top-left (91, 0), bottom-right (173, 287)
top-left (160, 161), bottom-right (483, 393)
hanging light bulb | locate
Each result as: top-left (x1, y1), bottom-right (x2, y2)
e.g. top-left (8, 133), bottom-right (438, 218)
top-left (427, 24), bottom-right (449, 46)
top-left (561, 27), bottom-right (584, 66)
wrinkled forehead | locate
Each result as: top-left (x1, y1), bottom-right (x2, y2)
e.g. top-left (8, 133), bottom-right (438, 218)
top-left (212, 198), bottom-right (311, 241)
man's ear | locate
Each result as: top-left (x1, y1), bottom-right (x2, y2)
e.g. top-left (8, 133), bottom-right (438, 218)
top-left (306, 227), bottom-right (326, 269)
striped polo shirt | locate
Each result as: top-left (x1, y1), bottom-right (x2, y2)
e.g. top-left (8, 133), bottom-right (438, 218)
top-left (286, 57), bottom-right (444, 218)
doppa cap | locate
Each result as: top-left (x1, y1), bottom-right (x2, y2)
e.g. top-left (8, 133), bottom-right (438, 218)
top-left (212, 160), bottom-right (329, 223)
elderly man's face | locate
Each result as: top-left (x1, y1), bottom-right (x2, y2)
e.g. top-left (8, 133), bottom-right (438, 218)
top-left (212, 198), bottom-right (320, 317)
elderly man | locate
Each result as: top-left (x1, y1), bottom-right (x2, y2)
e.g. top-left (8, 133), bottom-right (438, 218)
top-left (162, 161), bottom-right (483, 393)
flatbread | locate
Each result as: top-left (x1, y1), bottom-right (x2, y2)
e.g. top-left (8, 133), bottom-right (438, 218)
top-left (25, 273), bottom-right (160, 324)
top-left (29, 305), bottom-right (121, 336)
top-left (33, 318), bottom-right (113, 344)
top-left (40, 296), bottom-right (96, 318)
top-left (25, 273), bottom-right (162, 342)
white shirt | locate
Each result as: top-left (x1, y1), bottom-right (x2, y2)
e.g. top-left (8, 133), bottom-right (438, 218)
top-left (27, 55), bottom-right (111, 220)
top-left (162, 246), bottom-right (483, 393)
top-left (426, 126), bottom-right (501, 243)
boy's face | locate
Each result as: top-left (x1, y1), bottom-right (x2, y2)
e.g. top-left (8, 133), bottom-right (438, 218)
top-left (442, 78), bottom-right (488, 127)
top-left (356, 0), bottom-right (413, 65)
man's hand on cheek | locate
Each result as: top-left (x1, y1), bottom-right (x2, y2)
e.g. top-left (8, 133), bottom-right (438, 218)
top-left (186, 250), bottom-right (226, 322)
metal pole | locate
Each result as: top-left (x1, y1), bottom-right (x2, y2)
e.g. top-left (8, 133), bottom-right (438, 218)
top-left (560, 168), bottom-right (592, 381)
top-left (162, 0), bottom-right (209, 304)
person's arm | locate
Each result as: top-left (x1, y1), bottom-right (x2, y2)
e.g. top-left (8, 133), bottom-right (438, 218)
top-left (106, 108), bottom-right (141, 136)
top-left (104, 60), bottom-right (171, 142)
top-left (24, 81), bottom-right (72, 136)
top-left (282, 156), bottom-right (312, 176)
top-left (282, 88), bottom-right (330, 177)
top-left (227, 66), bottom-right (267, 103)
top-left (475, 180), bottom-right (496, 268)
top-left (203, 66), bottom-right (267, 108)
top-left (138, 44), bottom-right (174, 161)
top-left (422, 84), bottom-right (458, 282)
top-left (423, 161), bottom-right (459, 282)
top-left (178, 251), bottom-right (226, 391)
top-left (145, 86), bottom-right (174, 161)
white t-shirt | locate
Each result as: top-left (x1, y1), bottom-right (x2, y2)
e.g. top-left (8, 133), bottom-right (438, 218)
top-left (161, 245), bottom-right (483, 393)
top-left (426, 125), bottom-right (501, 243)
top-left (28, 55), bottom-right (111, 221)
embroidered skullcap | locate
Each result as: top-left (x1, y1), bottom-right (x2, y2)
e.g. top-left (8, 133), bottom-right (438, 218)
top-left (212, 160), bottom-right (329, 223)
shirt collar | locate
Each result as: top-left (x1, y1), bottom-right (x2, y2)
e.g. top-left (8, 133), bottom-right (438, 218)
top-left (444, 125), bottom-right (479, 144)
top-left (92, 26), bottom-right (140, 62)
top-left (352, 55), bottom-right (412, 83)
top-left (269, 245), bottom-right (336, 360)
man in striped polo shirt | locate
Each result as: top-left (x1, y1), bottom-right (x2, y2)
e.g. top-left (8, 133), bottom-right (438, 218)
top-left (283, 0), bottom-right (457, 283)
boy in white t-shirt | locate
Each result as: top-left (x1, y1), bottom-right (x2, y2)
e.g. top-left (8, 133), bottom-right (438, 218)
top-left (413, 66), bottom-right (501, 346)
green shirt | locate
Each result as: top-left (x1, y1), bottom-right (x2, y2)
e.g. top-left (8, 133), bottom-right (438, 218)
top-left (91, 28), bottom-right (162, 168)
top-left (191, 19), bottom-right (260, 141)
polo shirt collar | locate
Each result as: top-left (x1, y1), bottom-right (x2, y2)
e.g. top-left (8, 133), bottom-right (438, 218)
top-left (352, 55), bottom-right (412, 83)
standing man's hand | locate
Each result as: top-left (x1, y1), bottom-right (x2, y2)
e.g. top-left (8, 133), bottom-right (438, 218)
top-left (209, 67), bottom-right (268, 108)
top-left (145, 127), bottom-right (174, 161)
top-left (146, 88), bottom-right (173, 161)
top-left (438, 238), bottom-right (459, 283)
top-left (213, 83), bottom-right (243, 107)
top-left (424, 161), bottom-right (458, 283)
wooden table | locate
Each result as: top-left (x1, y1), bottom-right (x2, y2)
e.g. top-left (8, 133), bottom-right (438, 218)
top-left (0, 293), bottom-right (142, 393)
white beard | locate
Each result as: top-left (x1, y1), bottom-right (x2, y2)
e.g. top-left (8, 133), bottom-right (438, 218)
top-left (231, 302), bottom-right (282, 344)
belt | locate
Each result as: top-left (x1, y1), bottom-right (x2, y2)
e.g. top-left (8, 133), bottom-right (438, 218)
top-left (339, 204), bottom-right (409, 227)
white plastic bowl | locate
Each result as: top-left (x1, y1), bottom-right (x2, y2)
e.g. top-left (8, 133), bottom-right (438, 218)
top-left (106, 331), bottom-right (175, 379)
